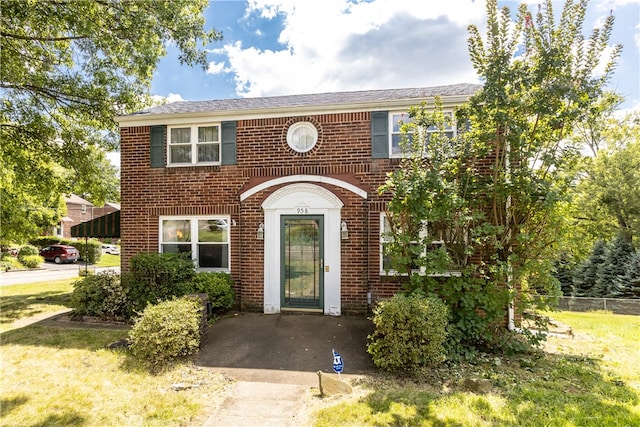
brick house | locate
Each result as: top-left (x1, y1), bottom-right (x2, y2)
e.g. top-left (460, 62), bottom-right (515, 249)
top-left (116, 84), bottom-right (482, 315)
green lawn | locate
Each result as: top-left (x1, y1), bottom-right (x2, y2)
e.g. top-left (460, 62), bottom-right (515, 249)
top-left (0, 280), bottom-right (228, 426)
top-left (311, 311), bottom-right (640, 426)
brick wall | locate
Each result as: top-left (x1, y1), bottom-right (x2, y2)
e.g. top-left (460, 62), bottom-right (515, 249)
top-left (120, 112), bottom-right (489, 314)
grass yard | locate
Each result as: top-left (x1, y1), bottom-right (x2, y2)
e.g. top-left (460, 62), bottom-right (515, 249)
top-left (0, 279), bottom-right (75, 333)
top-left (311, 311), bottom-right (640, 426)
top-left (95, 253), bottom-right (120, 268)
top-left (0, 280), bottom-right (229, 426)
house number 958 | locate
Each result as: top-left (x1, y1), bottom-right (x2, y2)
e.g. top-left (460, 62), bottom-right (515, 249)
top-left (296, 207), bottom-right (309, 214)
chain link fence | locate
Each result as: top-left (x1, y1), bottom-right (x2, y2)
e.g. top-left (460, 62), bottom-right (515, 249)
top-left (534, 296), bottom-right (640, 315)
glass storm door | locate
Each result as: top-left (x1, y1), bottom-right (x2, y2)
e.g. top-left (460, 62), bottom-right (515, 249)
top-left (281, 215), bottom-right (324, 309)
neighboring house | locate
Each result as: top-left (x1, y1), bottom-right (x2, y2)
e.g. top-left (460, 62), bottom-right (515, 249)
top-left (51, 194), bottom-right (94, 239)
top-left (51, 196), bottom-right (120, 240)
top-left (116, 84), bottom-right (482, 315)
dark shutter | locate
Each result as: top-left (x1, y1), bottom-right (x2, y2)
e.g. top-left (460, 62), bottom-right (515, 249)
top-left (371, 111), bottom-right (389, 158)
top-left (150, 125), bottom-right (166, 168)
top-left (221, 121), bottom-right (237, 165)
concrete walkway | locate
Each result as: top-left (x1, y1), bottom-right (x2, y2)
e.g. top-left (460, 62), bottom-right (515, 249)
top-left (197, 312), bottom-right (375, 426)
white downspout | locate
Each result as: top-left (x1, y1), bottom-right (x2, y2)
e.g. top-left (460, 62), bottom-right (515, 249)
top-left (505, 135), bottom-right (516, 331)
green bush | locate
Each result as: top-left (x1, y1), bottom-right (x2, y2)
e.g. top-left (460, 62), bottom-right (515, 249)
top-left (1, 256), bottom-right (23, 271)
top-left (70, 271), bottom-right (127, 319)
top-left (124, 252), bottom-right (196, 316)
top-left (128, 296), bottom-right (201, 371)
top-left (406, 274), bottom-right (516, 360)
top-left (18, 244), bottom-right (39, 258)
top-left (368, 294), bottom-right (448, 372)
top-left (188, 272), bottom-right (235, 312)
top-left (19, 254), bottom-right (44, 268)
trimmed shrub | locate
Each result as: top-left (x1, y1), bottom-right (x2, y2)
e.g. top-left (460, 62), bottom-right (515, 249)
top-left (19, 255), bottom-right (43, 269)
top-left (128, 296), bottom-right (201, 371)
top-left (368, 294), bottom-right (448, 372)
top-left (188, 272), bottom-right (235, 312)
top-left (70, 271), bottom-right (127, 319)
top-left (18, 244), bottom-right (39, 259)
top-left (1, 256), bottom-right (23, 271)
top-left (124, 252), bottom-right (196, 316)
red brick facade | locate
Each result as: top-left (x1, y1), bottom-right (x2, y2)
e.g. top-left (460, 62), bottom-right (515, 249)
top-left (118, 86), bottom-right (482, 315)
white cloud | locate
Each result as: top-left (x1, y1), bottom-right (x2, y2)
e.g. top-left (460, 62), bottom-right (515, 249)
top-left (222, 0), bottom-right (486, 97)
top-left (151, 93), bottom-right (186, 104)
top-left (206, 61), bottom-right (226, 74)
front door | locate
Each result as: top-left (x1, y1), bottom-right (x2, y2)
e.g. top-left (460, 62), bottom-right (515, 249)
top-left (281, 215), bottom-right (324, 309)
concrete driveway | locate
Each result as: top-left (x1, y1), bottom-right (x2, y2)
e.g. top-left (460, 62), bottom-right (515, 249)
top-left (195, 312), bottom-right (376, 385)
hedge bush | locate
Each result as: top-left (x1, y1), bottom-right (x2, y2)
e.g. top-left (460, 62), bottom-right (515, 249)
top-left (124, 252), bottom-right (196, 316)
top-left (19, 255), bottom-right (44, 269)
top-left (128, 297), bottom-right (202, 371)
top-left (188, 272), bottom-right (235, 313)
top-left (70, 271), bottom-right (127, 319)
top-left (368, 294), bottom-right (448, 372)
top-left (18, 244), bottom-right (39, 258)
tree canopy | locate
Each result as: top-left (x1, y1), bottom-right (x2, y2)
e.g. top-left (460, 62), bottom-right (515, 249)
top-left (380, 0), bottom-right (622, 353)
top-left (1, 0), bottom-right (221, 243)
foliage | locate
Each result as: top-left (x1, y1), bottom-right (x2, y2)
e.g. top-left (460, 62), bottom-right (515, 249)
top-left (569, 113), bottom-right (640, 253)
top-left (124, 252), bottom-right (196, 317)
top-left (17, 244), bottom-right (39, 258)
top-left (379, 0), bottom-right (621, 357)
top-left (0, 255), bottom-right (22, 272)
top-left (594, 233), bottom-right (635, 297)
top-left (572, 239), bottom-right (607, 297)
top-left (368, 294), bottom-right (448, 372)
top-left (18, 255), bottom-right (44, 269)
top-left (0, 0), bottom-right (221, 242)
top-left (128, 297), bottom-right (202, 371)
top-left (70, 271), bottom-right (127, 319)
top-left (612, 251), bottom-right (640, 298)
top-left (188, 272), bottom-right (236, 312)
top-left (552, 253), bottom-right (574, 296)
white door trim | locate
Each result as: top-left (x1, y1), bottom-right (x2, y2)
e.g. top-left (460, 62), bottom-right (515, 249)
top-left (262, 183), bottom-right (343, 315)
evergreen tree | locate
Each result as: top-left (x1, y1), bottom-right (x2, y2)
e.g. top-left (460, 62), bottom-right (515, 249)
top-left (572, 240), bottom-right (607, 297)
top-left (553, 254), bottom-right (574, 296)
top-left (596, 233), bottom-right (636, 297)
top-left (612, 251), bottom-right (640, 298)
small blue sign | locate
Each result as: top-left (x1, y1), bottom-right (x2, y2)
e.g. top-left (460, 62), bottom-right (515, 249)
top-left (332, 349), bottom-right (344, 374)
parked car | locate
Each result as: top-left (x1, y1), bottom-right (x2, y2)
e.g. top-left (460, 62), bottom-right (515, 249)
top-left (39, 244), bottom-right (79, 264)
top-left (101, 244), bottom-right (120, 255)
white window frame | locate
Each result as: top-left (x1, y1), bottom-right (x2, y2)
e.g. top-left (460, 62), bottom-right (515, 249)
top-left (379, 213), bottom-right (460, 277)
top-left (167, 124), bottom-right (221, 166)
top-left (159, 215), bottom-right (231, 271)
top-left (389, 111), bottom-right (455, 158)
top-left (286, 121), bottom-right (318, 153)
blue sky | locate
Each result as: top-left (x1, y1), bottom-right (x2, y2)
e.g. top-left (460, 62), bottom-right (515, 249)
top-left (150, 0), bottom-right (640, 113)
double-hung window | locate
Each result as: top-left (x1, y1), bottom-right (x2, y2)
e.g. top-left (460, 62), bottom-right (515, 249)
top-left (168, 124), bottom-right (220, 166)
top-left (379, 213), bottom-right (426, 275)
top-left (160, 216), bottom-right (230, 271)
top-left (389, 112), bottom-right (455, 158)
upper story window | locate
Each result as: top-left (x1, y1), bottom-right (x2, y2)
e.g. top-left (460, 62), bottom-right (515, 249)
top-left (168, 124), bottom-right (220, 166)
top-left (389, 112), bottom-right (455, 158)
top-left (286, 122), bottom-right (318, 153)
top-left (159, 216), bottom-right (230, 271)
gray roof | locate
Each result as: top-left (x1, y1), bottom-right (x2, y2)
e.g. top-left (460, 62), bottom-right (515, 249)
top-left (128, 83), bottom-right (482, 117)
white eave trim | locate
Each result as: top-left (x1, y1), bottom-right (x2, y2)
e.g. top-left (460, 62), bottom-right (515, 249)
top-left (240, 175), bottom-right (368, 202)
top-left (115, 94), bottom-right (472, 127)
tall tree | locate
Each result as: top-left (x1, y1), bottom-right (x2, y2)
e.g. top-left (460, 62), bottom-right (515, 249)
top-left (380, 0), bottom-right (622, 354)
top-left (572, 239), bottom-right (607, 297)
top-left (595, 233), bottom-right (635, 297)
top-left (464, 0), bottom-right (620, 297)
top-left (0, 0), bottom-right (221, 242)
top-left (612, 250), bottom-right (640, 298)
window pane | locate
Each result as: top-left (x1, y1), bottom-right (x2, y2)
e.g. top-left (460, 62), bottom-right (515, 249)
top-left (197, 143), bottom-right (220, 162)
top-left (171, 128), bottom-right (191, 144)
top-left (292, 126), bottom-right (315, 150)
top-left (198, 244), bottom-right (229, 269)
top-left (198, 126), bottom-right (219, 142)
top-left (198, 219), bottom-right (228, 242)
top-left (171, 145), bottom-right (192, 163)
top-left (392, 113), bottom-right (411, 132)
top-left (162, 219), bottom-right (191, 242)
top-left (162, 244), bottom-right (192, 254)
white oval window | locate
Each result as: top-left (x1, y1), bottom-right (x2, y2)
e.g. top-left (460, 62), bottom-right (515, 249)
top-left (287, 122), bottom-right (318, 153)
